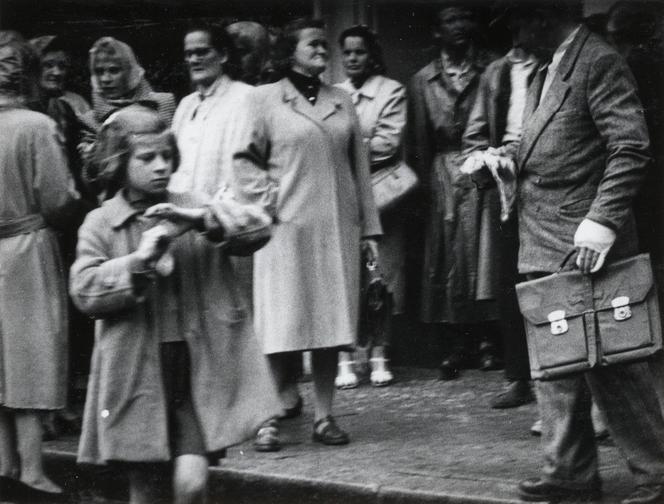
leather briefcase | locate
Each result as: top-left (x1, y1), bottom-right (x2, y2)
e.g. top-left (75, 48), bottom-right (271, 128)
top-left (516, 253), bottom-right (662, 380)
top-left (371, 161), bottom-right (418, 213)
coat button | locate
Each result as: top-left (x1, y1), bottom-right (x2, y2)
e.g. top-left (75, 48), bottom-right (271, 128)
top-left (101, 409), bottom-right (110, 418)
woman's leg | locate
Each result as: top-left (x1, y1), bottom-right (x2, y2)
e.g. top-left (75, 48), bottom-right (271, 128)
top-left (268, 352), bottom-right (301, 410)
top-left (311, 348), bottom-right (338, 421)
top-left (173, 454), bottom-right (208, 504)
top-left (14, 410), bottom-right (62, 493)
top-left (369, 345), bottom-right (393, 386)
top-left (0, 408), bottom-right (18, 479)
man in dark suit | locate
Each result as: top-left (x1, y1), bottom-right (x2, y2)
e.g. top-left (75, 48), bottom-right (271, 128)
top-left (493, 1), bottom-right (664, 503)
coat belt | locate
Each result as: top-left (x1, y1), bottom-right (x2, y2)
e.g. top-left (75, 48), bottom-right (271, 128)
top-left (0, 214), bottom-right (46, 239)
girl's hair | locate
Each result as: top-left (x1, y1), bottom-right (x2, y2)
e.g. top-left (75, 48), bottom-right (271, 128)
top-left (338, 25), bottom-right (386, 76)
top-left (272, 18), bottom-right (325, 75)
top-left (184, 21), bottom-right (240, 80)
top-left (94, 105), bottom-right (179, 190)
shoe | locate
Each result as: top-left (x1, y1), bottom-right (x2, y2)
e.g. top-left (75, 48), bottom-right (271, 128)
top-left (622, 485), bottom-right (664, 504)
top-left (439, 354), bottom-right (462, 380)
top-left (530, 419), bottom-right (542, 436)
top-left (518, 477), bottom-right (602, 502)
top-left (279, 396), bottom-right (303, 420)
top-left (335, 360), bottom-right (359, 389)
top-left (369, 357), bottom-right (393, 387)
top-left (312, 416), bottom-right (349, 445)
top-left (491, 380), bottom-right (535, 409)
top-left (478, 341), bottom-right (503, 371)
top-left (253, 418), bottom-right (281, 452)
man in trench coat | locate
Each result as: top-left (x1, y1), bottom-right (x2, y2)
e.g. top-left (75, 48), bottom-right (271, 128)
top-left (497, 2), bottom-right (664, 503)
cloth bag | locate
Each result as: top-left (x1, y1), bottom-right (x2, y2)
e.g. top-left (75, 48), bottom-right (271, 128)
top-left (516, 253), bottom-right (662, 380)
top-left (358, 259), bottom-right (392, 348)
top-left (371, 161), bottom-right (418, 213)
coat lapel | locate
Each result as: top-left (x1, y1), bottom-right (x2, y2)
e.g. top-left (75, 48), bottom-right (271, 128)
top-left (517, 26), bottom-right (590, 168)
top-left (281, 78), bottom-right (342, 128)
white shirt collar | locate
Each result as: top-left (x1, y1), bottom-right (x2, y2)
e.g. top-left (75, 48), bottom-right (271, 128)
top-left (546, 25), bottom-right (581, 76)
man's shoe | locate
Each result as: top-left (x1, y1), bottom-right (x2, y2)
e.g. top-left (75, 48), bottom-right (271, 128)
top-left (439, 354), bottom-right (462, 380)
top-left (518, 478), bottom-right (602, 502)
top-left (622, 485), bottom-right (664, 504)
top-left (253, 418), bottom-right (281, 452)
top-left (491, 380), bottom-right (535, 409)
top-left (478, 341), bottom-right (503, 371)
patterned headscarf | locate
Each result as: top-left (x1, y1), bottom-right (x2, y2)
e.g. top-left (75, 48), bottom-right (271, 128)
top-left (88, 37), bottom-right (154, 121)
top-left (0, 37), bottom-right (40, 103)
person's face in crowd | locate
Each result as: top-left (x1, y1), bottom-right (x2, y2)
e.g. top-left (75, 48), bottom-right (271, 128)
top-left (40, 50), bottom-right (68, 94)
top-left (93, 52), bottom-right (129, 99)
top-left (184, 30), bottom-right (226, 89)
top-left (291, 27), bottom-right (328, 77)
top-left (436, 7), bottom-right (477, 51)
top-left (342, 36), bottom-right (371, 81)
top-left (126, 136), bottom-right (175, 198)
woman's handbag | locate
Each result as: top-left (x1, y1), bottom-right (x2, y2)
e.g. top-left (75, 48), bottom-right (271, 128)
top-left (515, 253), bottom-right (662, 380)
top-left (358, 259), bottom-right (392, 348)
top-left (371, 161), bottom-right (419, 213)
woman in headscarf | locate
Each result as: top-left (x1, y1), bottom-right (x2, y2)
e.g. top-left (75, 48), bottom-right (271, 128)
top-left (0, 38), bottom-right (79, 495)
top-left (79, 36), bottom-right (176, 197)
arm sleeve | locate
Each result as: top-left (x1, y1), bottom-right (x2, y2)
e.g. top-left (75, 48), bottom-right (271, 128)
top-left (70, 213), bottom-right (149, 316)
top-left (231, 91), bottom-right (279, 219)
top-left (406, 74), bottom-right (433, 192)
top-left (32, 118), bottom-right (80, 227)
top-left (369, 84), bottom-right (407, 165)
top-left (586, 52), bottom-right (652, 231)
top-left (347, 96), bottom-right (382, 238)
top-left (462, 72), bottom-right (492, 156)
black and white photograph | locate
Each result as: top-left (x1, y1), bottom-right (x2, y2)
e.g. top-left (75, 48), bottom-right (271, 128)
top-left (1, 0), bottom-right (664, 502)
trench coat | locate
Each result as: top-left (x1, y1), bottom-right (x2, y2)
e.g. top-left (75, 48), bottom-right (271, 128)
top-left (336, 75), bottom-right (408, 314)
top-left (516, 26), bottom-right (650, 274)
top-left (232, 78), bottom-right (382, 354)
top-left (70, 191), bottom-right (282, 464)
top-left (408, 54), bottom-right (499, 324)
top-left (0, 106), bottom-right (78, 410)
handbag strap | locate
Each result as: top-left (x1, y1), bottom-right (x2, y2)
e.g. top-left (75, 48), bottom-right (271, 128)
top-left (556, 249), bottom-right (578, 274)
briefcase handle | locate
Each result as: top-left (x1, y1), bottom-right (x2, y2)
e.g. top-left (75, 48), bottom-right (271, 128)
top-left (556, 249), bottom-right (578, 273)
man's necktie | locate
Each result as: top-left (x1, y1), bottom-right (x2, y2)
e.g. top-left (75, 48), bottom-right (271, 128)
top-left (523, 65), bottom-right (548, 121)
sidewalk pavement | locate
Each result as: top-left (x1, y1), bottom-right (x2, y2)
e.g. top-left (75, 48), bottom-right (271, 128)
top-left (30, 368), bottom-right (643, 503)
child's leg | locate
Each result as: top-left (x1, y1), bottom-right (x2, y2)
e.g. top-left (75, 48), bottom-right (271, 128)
top-left (173, 454), bottom-right (208, 504)
top-left (14, 410), bottom-right (62, 493)
top-left (0, 408), bottom-right (18, 479)
top-left (127, 465), bottom-right (164, 504)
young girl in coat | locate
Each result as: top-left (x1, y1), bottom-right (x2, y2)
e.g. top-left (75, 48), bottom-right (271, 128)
top-left (70, 105), bottom-right (280, 504)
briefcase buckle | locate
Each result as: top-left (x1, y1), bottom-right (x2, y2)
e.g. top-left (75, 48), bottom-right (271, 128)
top-left (611, 296), bottom-right (631, 321)
top-left (547, 310), bottom-right (568, 335)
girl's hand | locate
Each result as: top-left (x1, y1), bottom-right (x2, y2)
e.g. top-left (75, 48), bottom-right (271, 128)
top-left (133, 225), bottom-right (172, 265)
top-left (145, 203), bottom-right (206, 224)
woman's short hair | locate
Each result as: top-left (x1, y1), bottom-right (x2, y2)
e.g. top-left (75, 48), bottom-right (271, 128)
top-left (184, 21), bottom-right (240, 79)
top-left (94, 104), bottom-right (179, 189)
top-left (338, 25), bottom-right (386, 76)
top-left (272, 18), bottom-right (325, 75)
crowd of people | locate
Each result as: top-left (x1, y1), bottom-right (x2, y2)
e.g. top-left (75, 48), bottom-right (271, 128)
top-left (1, 0), bottom-right (664, 503)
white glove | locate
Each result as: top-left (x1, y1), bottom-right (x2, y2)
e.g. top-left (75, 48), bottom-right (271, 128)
top-left (573, 218), bottom-right (616, 274)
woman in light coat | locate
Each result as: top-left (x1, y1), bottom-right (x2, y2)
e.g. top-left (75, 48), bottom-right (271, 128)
top-left (0, 39), bottom-right (79, 495)
top-left (232, 18), bottom-right (381, 451)
top-left (334, 25), bottom-right (408, 389)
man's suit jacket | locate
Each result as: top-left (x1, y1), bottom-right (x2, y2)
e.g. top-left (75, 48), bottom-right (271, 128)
top-left (516, 25), bottom-right (651, 274)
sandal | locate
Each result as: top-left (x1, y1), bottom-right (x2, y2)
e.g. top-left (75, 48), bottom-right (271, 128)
top-left (312, 415), bottom-right (349, 445)
top-left (369, 357), bottom-right (394, 387)
top-left (253, 418), bottom-right (281, 452)
top-left (335, 360), bottom-right (359, 389)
